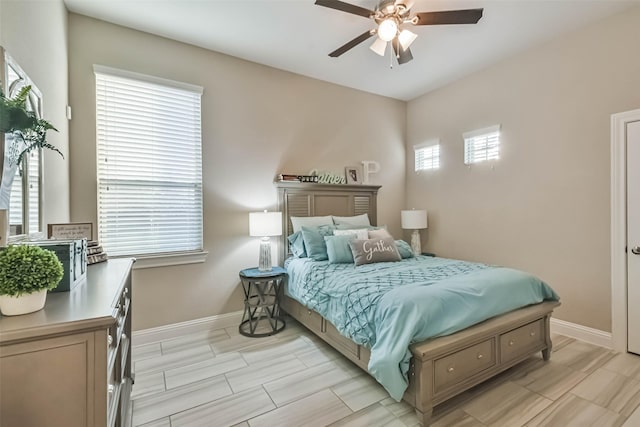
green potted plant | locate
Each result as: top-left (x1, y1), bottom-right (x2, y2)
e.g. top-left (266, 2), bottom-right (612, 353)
top-left (1, 85), bottom-right (62, 165)
top-left (0, 244), bottom-right (63, 316)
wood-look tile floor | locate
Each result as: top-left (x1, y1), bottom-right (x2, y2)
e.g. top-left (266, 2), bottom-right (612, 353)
top-left (130, 319), bottom-right (640, 427)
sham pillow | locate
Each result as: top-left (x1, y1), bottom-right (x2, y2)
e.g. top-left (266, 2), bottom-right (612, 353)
top-left (300, 225), bottom-right (335, 261)
top-left (395, 240), bottom-right (415, 259)
top-left (287, 231), bottom-right (307, 258)
top-left (324, 235), bottom-right (355, 264)
top-left (349, 237), bottom-right (401, 266)
top-left (291, 216), bottom-right (334, 233)
top-left (368, 228), bottom-right (393, 240)
top-left (334, 228), bottom-right (369, 240)
top-left (332, 213), bottom-right (371, 227)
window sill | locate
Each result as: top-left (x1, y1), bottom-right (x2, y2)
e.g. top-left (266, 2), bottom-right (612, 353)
top-left (111, 251), bottom-right (208, 270)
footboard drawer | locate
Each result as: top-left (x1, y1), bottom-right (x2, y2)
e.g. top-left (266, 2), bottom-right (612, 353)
top-left (434, 338), bottom-right (496, 394)
top-left (500, 319), bottom-right (544, 363)
top-left (325, 321), bottom-right (358, 358)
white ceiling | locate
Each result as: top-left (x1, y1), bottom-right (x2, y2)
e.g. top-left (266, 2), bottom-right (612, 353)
top-left (63, 0), bottom-right (636, 101)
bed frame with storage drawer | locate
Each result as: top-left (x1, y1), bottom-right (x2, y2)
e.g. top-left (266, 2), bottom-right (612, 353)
top-left (276, 182), bottom-right (560, 426)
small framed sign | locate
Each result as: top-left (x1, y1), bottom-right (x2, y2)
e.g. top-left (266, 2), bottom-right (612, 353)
top-left (47, 222), bottom-right (93, 240)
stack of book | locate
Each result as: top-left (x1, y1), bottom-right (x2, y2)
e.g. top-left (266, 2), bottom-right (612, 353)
top-left (278, 174), bottom-right (319, 183)
top-left (87, 240), bottom-right (108, 264)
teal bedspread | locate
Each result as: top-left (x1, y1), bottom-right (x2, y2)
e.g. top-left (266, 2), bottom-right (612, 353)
top-left (285, 256), bottom-right (559, 401)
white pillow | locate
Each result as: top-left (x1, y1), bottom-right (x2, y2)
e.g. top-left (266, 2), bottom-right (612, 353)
top-left (368, 228), bottom-right (393, 240)
top-left (291, 216), bottom-right (334, 233)
top-left (332, 213), bottom-right (371, 227)
top-left (334, 228), bottom-right (369, 240)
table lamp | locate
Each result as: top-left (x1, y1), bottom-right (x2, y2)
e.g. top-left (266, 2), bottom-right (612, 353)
top-left (249, 210), bottom-right (283, 271)
top-left (401, 209), bottom-right (428, 256)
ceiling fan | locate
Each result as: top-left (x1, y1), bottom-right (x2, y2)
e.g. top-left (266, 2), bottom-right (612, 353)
top-left (315, 0), bottom-right (483, 65)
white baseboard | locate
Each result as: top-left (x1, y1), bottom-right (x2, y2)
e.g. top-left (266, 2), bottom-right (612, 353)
top-left (550, 318), bottom-right (613, 349)
top-left (133, 310), bottom-right (244, 346)
top-left (132, 311), bottom-right (613, 350)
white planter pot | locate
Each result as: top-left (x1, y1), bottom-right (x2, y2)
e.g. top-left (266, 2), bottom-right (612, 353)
top-left (0, 288), bottom-right (48, 316)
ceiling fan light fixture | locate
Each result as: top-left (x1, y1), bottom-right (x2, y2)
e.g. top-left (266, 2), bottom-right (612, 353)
top-left (370, 37), bottom-right (387, 56)
top-left (398, 29), bottom-right (417, 50)
top-left (377, 18), bottom-right (398, 42)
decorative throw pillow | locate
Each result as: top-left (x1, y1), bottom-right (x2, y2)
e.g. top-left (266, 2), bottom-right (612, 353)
top-left (395, 240), bottom-right (415, 259)
top-left (324, 235), bottom-right (355, 264)
top-left (368, 228), bottom-right (393, 240)
top-left (349, 237), bottom-right (401, 266)
top-left (332, 213), bottom-right (371, 227)
top-left (300, 225), bottom-right (335, 261)
top-left (334, 228), bottom-right (369, 240)
top-left (287, 231), bottom-right (307, 258)
top-left (291, 216), bottom-right (334, 233)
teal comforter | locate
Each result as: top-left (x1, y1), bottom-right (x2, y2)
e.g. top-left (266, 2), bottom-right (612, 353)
top-left (285, 256), bottom-right (559, 400)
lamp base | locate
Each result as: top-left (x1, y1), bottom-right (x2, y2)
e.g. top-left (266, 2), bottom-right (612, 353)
top-left (410, 229), bottom-right (421, 256)
top-left (258, 237), bottom-right (272, 272)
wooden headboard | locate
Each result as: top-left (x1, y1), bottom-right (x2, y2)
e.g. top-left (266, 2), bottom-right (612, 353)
top-left (276, 182), bottom-right (381, 265)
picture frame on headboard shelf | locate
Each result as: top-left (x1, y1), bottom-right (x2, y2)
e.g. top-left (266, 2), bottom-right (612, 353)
top-left (345, 166), bottom-right (362, 184)
top-left (47, 222), bottom-right (93, 240)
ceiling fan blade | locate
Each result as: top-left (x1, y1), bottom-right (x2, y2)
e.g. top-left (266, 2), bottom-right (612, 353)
top-left (392, 39), bottom-right (413, 65)
top-left (315, 0), bottom-right (374, 18)
top-left (414, 9), bottom-right (483, 25)
top-left (329, 30), bottom-right (375, 57)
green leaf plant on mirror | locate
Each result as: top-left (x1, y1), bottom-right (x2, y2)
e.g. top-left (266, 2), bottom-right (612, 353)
top-left (1, 84), bottom-right (63, 166)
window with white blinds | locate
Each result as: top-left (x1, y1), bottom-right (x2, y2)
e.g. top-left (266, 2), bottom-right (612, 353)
top-left (414, 142), bottom-right (440, 171)
top-left (95, 66), bottom-right (203, 257)
top-left (463, 125), bottom-right (501, 165)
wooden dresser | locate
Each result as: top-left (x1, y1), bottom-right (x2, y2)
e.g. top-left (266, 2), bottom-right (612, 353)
top-left (0, 258), bottom-right (135, 427)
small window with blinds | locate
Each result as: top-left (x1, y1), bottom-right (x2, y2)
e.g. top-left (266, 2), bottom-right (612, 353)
top-left (414, 141), bottom-right (440, 171)
top-left (463, 125), bottom-right (501, 165)
top-left (95, 66), bottom-right (203, 257)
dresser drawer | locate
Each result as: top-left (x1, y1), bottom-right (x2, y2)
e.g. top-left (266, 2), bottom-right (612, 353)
top-left (434, 338), bottom-right (496, 393)
top-left (500, 319), bottom-right (544, 363)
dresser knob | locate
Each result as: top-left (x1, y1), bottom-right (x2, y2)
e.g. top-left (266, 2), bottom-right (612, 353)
top-left (477, 353), bottom-right (483, 359)
top-left (307, 310), bottom-right (312, 315)
top-left (509, 340), bottom-right (515, 346)
top-left (530, 331), bottom-right (536, 337)
top-left (447, 366), bottom-right (455, 373)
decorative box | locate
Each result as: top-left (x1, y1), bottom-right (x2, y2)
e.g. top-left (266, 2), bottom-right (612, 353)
top-left (27, 239), bottom-right (87, 292)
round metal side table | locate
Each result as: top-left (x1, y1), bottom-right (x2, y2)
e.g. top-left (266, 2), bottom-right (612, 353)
top-left (238, 266), bottom-right (286, 337)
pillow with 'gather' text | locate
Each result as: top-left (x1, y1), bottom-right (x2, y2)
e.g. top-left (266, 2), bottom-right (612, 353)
top-left (349, 237), bottom-right (401, 266)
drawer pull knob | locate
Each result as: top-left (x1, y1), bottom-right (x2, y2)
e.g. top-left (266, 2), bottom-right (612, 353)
top-left (447, 366), bottom-right (455, 373)
top-left (530, 331), bottom-right (536, 337)
top-left (307, 310), bottom-right (312, 315)
top-left (477, 353), bottom-right (483, 359)
top-left (509, 340), bottom-right (515, 346)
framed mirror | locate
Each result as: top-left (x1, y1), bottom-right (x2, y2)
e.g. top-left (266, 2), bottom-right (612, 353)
top-left (0, 46), bottom-right (43, 237)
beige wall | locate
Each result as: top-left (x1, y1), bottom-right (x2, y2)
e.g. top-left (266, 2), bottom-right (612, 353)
top-left (0, 0), bottom-right (70, 225)
top-left (406, 6), bottom-right (640, 332)
top-left (68, 14), bottom-right (406, 330)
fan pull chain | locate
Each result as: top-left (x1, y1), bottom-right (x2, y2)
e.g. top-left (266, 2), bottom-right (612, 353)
top-left (389, 42), bottom-right (393, 69)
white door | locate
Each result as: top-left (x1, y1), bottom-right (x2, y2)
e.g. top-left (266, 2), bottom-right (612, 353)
top-left (628, 120), bottom-right (640, 355)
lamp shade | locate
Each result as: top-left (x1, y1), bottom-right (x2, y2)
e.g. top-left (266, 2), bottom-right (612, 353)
top-left (249, 211), bottom-right (282, 237)
top-left (401, 210), bottom-right (427, 230)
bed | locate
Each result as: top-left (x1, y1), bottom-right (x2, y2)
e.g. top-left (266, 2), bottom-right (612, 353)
top-left (276, 182), bottom-right (560, 426)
